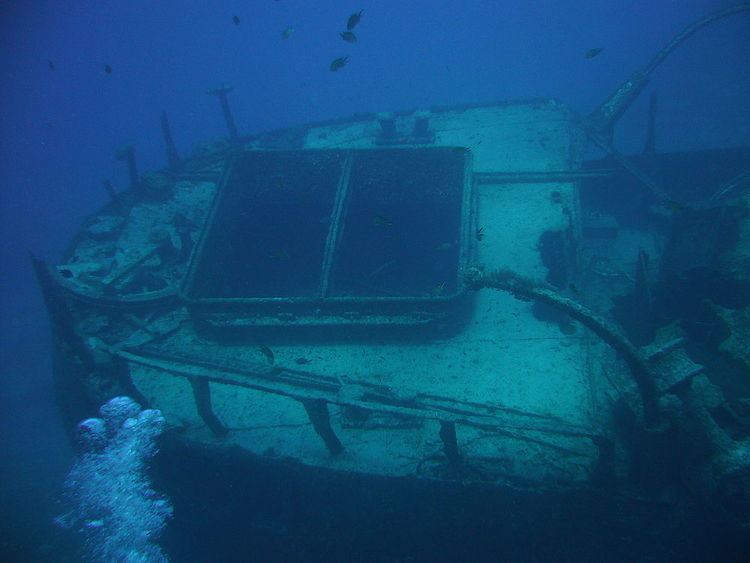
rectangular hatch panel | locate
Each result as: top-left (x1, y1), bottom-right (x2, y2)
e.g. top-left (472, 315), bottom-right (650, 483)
top-left (183, 147), bottom-right (472, 328)
top-left (330, 149), bottom-right (464, 298)
top-left (189, 151), bottom-right (343, 298)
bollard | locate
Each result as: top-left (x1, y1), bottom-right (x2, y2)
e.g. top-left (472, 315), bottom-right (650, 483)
top-left (412, 110), bottom-right (432, 139)
top-left (377, 111), bottom-right (398, 141)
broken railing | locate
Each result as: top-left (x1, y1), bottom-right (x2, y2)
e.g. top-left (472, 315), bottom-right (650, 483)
top-left (97, 340), bottom-right (597, 464)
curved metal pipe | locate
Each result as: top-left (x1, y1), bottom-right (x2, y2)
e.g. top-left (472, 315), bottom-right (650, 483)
top-left (587, 4), bottom-right (750, 137)
top-left (643, 4), bottom-right (750, 77)
top-left (464, 267), bottom-right (661, 426)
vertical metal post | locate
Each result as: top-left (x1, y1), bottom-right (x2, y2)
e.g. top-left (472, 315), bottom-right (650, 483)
top-left (642, 92), bottom-right (658, 156)
top-left (208, 86), bottom-right (238, 143)
top-left (302, 398), bottom-right (344, 454)
top-left (102, 179), bottom-right (124, 215)
top-left (160, 111), bottom-right (181, 170)
top-left (116, 145), bottom-right (139, 192)
top-left (189, 377), bottom-right (228, 437)
top-left (439, 420), bottom-right (461, 468)
top-left (29, 254), bottom-right (96, 373)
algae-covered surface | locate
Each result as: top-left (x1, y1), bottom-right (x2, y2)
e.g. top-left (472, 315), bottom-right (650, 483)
top-left (123, 101), bottom-right (602, 483)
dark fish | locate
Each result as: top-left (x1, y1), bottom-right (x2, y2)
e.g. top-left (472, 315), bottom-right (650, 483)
top-left (104, 64), bottom-right (112, 74)
top-left (330, 56), bottom-right (348, 71)
top-left (476, 227), bottom-right (484, 241)
top-left (233, 15), bottom-right (240, 26)
top-left (430, 282), bottom-right (447, 296)
top-left (367, 260), bottom-right (394, 278)
top-left (568, 283), bottom-right (580, 294)
top-left (47, 59), bottom-right (55, 71)
top-left (281, 26), bottom-right (294, 39)
top-left (258, 344), bottom-right (275, 365)
top-left (372, 214), bottom-right (392, 227)
top-left (268, 249), bottom-right (290, 260)
top-left (340, 31), bottom-right (357, 43)
top-left (294, 357), bottom-right (311, 365)
top-left (272, 175), bottom-right (286, 190)
top-left (584, 47), bottom-right (604, 59)
top-left (661, 199), bottom-right (686, 212)
top-left (347, 10), bottom-right (363, 30)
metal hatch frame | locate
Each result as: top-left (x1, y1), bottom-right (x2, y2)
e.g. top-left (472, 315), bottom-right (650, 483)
top-left (180, 147), bottom-right (475, 329)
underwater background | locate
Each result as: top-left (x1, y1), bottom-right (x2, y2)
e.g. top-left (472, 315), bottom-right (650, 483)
top-left (1, 1), bottom-right (749, 561)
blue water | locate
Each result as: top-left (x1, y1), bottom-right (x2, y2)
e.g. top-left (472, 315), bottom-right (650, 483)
top-left (1, 1), bottom-right (749, 561)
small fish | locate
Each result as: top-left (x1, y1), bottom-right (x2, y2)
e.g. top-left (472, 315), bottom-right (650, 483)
top-left (661, 199), bottom-right (686, 212)
top-left (330, 56), bottom-right (348, 71)
top-left (104, 64), bottom-right (112, 74)
top-left (267, 249), bottom-right (290, 260)
top-left (347, 10), bottom-right (363, 30)
top-left (568, 283), bottom-right (580, 294)
top-left (232, 15), bottom-right (240, 26)
top-left (281, 26), bottom-right (294, 39)
top-left (258, 344), bottom-right (275, 365)
top-left (430, 282), bottom-right (447, 296)
top-left (584, 47), bottom-right (604, 59)
top-left (340, 31), bottom-right (357, 43)
top-left (435, 241), bottom-right (454, 252)
top-left (367, 260), bottom-right (394, 278)
top-left (272, 175), bottom-right (286, 190)
top-left (372, 214), bottom-right (392, 227)
top-left (451, 147), bottom-right (467, 154)
top-left (47, 59), bottom-right (55, 71)
top-left (476, 227), bottom-right (484, 241)
top-left (294, 357), bottom-right (311, 365)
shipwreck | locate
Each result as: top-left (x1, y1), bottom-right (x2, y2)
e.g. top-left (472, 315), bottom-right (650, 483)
top-left (35, 6), bottom-right (750, 560)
